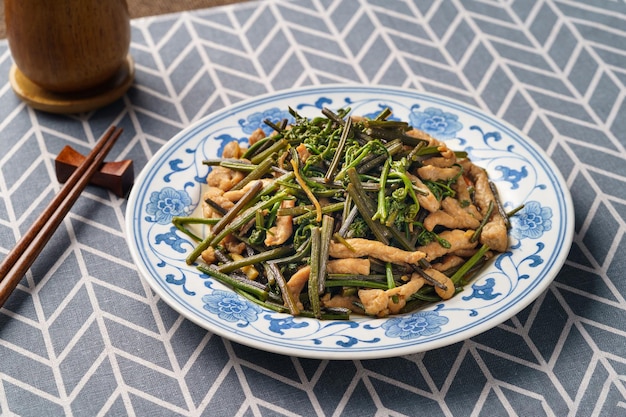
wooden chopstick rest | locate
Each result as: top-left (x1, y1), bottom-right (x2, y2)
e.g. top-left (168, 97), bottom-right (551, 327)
top-left (55, 146), bottom-right (134, 197)
top-left (1, 127), bottom-right (123, 307)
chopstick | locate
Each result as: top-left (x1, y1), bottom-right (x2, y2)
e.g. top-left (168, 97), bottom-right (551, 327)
top-left (0, 126), bottom-right (124, 307)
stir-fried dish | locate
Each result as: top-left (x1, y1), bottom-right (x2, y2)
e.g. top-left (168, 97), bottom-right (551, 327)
top-left (174, 107), bottom-right (511, 319)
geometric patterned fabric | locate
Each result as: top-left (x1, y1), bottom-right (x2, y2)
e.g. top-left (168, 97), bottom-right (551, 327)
top-left (0, 0), bottom-right (625, 415)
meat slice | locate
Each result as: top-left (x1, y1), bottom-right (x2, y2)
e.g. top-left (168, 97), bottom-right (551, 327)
top-left (421, 156), bottom-right (456, 168)
top-left (431, 255), bottom-right (465, 273)
top-left (416, 165), bottom-right (461, 182)
top-left (222, 140), bottom-right (244, 159)
top-left (295, 143), bottom-right (311, 164)
top-left (423, 197), bottom-right (481, 231)
top-left (201, 246), bottom-right (217, 264)
top-left (357, 289), bottom-right (388, 317)
top-left (321, 293), bottom-right (363, 312)
top-left (206, 165), bottom-right (245, 192)
top-left (406, 128), bottom-right (456, 159)
top-left (453, 175), bottom-right (482, 218)
top-left (248, 127), bottom-right (265, 146)
top-left (418, 229), bottom-right (478, 261)
top-left (202, 187), bottom-right (234, 218)
top-left (358, 273), bottom-right (426, 317)
top-left (286, 265), bottom-right (310, 310)
top-left (407, 172), bottom-right (440, 213)
top-left (481, 215), bottom-right (508, 253)
top-left (265, 198), bottom-right (295, 246)
top-left (424, 268), bottom-right (455, 300)
top-left (326, 258), bottom-right (371, 275)
top-left (329, 238), bottom-right (426, 264)
top-left (223, 179), bottom-right (271, 202)
top-left (466, 164), bottom-right (508, 252)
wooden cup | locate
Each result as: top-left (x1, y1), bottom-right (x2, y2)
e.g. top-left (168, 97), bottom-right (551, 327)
top-left (4, 0), bottom-right (134, 112)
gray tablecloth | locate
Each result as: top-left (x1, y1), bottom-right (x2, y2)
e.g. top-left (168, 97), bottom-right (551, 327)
top-left (1, 0), bottom-right (625, 415)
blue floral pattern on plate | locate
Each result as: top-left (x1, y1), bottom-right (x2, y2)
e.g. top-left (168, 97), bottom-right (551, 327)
top-left (239, 107), bottom-right (294, 136)
top-left (125, 85), bottom-right (574, 360)
top-left (510, 201), bottom-right (553, 240)
top-left (408, 105), bottom-right (463, 139)
top-left (202, 290), bottom-right (263, 325)
top-left (146, 187), bottom-right (192, 225)
top-left (382, 311), bottom-right (449, 340)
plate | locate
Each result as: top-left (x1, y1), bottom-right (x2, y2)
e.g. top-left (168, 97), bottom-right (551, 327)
top-left (125, 85), bottom-right (574, 360)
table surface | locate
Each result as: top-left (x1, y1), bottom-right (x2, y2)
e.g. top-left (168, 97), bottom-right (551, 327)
top-left (1, 0), bottom-right (625, 416)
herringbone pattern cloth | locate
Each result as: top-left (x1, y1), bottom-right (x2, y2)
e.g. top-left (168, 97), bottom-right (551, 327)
top-left (0, 0), bottom-right (625, 415)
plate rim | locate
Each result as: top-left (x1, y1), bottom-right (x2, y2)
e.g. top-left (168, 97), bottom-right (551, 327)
top-left (125, 84), bottom-right (575, 359)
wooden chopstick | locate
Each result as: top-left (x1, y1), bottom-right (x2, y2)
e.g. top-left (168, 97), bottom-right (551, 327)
top-left (0, 126), bottom-right (124, 307)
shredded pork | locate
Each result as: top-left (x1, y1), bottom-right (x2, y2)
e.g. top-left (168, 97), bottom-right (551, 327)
top-left (424, 197), bottom-right (481, 231)
top-left (202, 187), bottom-right (234, 218)
top-left (326, 258), bottom-right (371, 275)
top-left (329, 238), bottom-right (426, 264)
top-left (358, 273), bottom-right (426, 317)
top-left (265, 199), bottom-right (296, 246)
top-left (418, 229), bottom-right (478, 261)
top-left (206, 165), bottom-right (245, 192)
top-left (465, 163), bottom-right (508, 252)
top-left (285, 266), bottom-right (311, 310)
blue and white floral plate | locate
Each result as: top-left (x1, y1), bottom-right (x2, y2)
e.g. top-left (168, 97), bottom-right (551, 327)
top-left (125, 85), bottom-right (574, 360)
